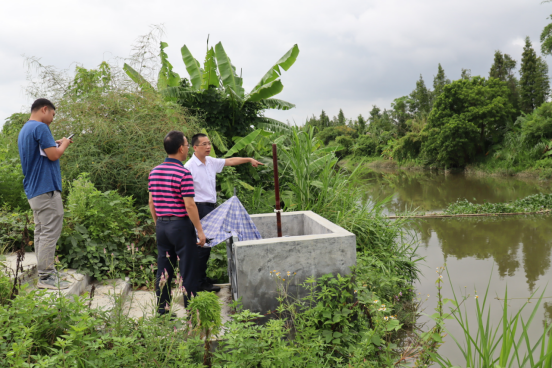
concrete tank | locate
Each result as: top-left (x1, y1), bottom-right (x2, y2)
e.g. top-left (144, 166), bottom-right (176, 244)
top-left (225, 211), bottom-right (356, 314)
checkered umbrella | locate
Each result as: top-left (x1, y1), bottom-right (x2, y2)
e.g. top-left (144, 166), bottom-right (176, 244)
top-left (200, 196), bottom-right (262, 247)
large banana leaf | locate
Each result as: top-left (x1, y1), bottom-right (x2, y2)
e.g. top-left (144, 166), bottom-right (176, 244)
top-left (123, 63), bottom-right (154, 92)
top-left (181, 45), bottom-right (203, 91)
top-left (214, 42), bottom-right (245, 98)
top-left (224, 129), bottom-right (264, 157)
top-left (224, 85), bottom-right (245, 106)
top-left (255, 117), bottom-right (291, 134)
top-left (158, 42), bottom-right (181, 91)
top-left (262, 98), bottom-right (296, 111)
top-left (250, 44), bottom-right (299, 94)
top-left (201, 47), bottom-right (219, 90)
top-left (247, 80), bottom-right (284, 102)
top-left (207, 130), bottom-right (228, 153)
top-left (160, 86), bottom-right (195, 100)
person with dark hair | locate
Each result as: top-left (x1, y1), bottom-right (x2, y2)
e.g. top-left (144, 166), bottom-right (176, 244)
top-left (148, 131), bottom-right (207, 314)
top-left (18, 98), bottom-right (73, 289)
top-left (184, 133), bottom-right (263, 293)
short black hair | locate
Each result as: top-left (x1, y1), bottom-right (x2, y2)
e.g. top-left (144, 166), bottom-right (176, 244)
top-left (31, 98), bottom-right (56, 112)
top-left (191, 133), bottom-right (208, 147)
top-left (164, 131), bottom-right (186, 155)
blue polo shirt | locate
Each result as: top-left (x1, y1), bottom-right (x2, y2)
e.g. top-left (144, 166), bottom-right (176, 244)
top-left (18, 120), bottom-right (62, 199)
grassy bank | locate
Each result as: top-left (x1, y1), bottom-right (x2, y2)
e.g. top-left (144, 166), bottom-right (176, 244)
top-left (339, 154), bottom-right (552, 180)
top-left (339, 155), bottom-right (426, 173)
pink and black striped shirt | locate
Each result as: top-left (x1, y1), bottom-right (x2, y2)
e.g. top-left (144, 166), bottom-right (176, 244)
top-left (148, 158), bottom-right (195, 217)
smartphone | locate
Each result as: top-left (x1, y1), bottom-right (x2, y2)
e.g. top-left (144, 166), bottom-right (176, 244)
top-left (67, 133), bottom-right (75, 139)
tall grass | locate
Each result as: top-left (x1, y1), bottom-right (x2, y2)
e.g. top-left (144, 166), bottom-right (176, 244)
top-left (276, 127), bottom-right (423, 299)
top-left (430, 271), bottom-right (552, 367)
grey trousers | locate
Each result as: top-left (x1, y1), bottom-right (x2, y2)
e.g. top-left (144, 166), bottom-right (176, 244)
top-left (28, 191), bottom-right (64, 278)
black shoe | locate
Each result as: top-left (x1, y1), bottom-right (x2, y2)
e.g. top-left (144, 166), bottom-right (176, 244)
top-left (205, 277), bottom-right (218, 284)
top-left (198, 283), bottom-right (221, 293)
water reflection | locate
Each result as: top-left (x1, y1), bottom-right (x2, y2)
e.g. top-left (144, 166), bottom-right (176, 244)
top-left (363, 168), bottom-right (552, 363)
top-left (360, 168), bottom-right (552, 213)
top-left (414, 216), bottom-right (552, 291)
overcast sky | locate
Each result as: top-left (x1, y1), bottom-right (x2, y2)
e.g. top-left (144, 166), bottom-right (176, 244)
top-left (1, 0), bottom-right (550, 129)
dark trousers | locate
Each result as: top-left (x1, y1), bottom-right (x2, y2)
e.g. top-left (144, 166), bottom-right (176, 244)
top-left (196, 204), bottom-right (216, 285)
top-left (155, 217), bottom-right (198, 314)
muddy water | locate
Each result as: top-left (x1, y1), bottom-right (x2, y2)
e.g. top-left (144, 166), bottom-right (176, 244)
top-left (360, 168), bottom-right (552, 365)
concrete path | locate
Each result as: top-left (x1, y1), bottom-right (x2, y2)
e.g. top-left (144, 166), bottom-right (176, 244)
top-left (2, 252), bottom-right (91, 297)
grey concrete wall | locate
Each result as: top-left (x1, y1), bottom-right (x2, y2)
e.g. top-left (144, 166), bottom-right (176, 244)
top-left (250, 212), bottom-right (305, 238)
top-left (232, 211), bottom-right (356, 314)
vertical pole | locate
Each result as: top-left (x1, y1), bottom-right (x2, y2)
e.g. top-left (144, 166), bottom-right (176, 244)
top-left (272, 144), bottom-right (282, 237)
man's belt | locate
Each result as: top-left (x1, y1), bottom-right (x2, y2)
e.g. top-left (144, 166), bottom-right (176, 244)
top-left (195, 202), bottom-right (217, 208)
top-left (158, 216), bottom-right (187, 221)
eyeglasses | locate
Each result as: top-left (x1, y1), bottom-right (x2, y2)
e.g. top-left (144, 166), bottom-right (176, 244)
top-left (195, 142), bottom-right (212, 147)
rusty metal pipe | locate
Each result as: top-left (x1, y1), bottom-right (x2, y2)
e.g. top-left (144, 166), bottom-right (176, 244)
top-left (272, 144), bottom-right (282, 237)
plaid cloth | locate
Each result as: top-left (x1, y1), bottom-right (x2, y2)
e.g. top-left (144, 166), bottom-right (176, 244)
top-left (200, 196), bottom-right (262, 247)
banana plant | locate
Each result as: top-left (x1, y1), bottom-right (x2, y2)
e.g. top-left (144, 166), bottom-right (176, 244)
top-left (180, 41), bottom-right (299, 111)
top-left (123, 40), bottom-right (298, 133)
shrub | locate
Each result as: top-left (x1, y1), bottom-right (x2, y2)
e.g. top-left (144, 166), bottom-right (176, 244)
top-left (520, 101), bottom-right (552, 146)
top-left (336, 135), bottom-right (354, 156)
top-left (47, 91), bottom-right (201, 205)
top-left (0, 208), bottom-right (32, 254)
top-left (0, 113), bottom-right (30, 210)
top-left (0, 159), bottom-right (27, 210)
top-left (0, 280), bottom-right (206, 367)
top-left (59, 174), bottom-right (156, 281)
top-left (392, 131), bottom-right (425, 162)
top-left (353, 135), bottom-right (377, 157)
top-left (0, 113), bottom-right (28, 161)
top-left (317, 125), bottom-right (356, 145)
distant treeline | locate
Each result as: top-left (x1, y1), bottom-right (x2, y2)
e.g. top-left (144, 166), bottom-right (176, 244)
top-left (306, 36), bottom-right (552, 173)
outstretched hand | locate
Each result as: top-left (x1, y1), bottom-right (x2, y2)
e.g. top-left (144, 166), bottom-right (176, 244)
top-left (250, 158), bottom-right (264, 167)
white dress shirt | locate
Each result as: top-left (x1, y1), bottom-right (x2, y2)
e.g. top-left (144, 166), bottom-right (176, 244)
top-left (184, 154), bottom-right (226, 203)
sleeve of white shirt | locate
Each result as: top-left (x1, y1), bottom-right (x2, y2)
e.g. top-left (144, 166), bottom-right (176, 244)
top-left (210, 157), bottom-right (226, 173)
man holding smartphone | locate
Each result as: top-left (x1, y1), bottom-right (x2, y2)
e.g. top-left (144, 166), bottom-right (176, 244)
top-left (18, 98), bottom-right (73, 289)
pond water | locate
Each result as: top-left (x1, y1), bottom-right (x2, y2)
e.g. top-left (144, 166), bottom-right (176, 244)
top-left (360, 168), bottom-right (552, 365)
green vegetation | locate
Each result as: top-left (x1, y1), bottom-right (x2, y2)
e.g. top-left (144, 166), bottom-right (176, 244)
top-left (429, 270), bottom-right (552, 367)
top-left (3, 21), bottom-right (552, 366)
top-left (0, 32), bottom-right (431, 367)
top-left (444, 193), bottom-right (552, 215)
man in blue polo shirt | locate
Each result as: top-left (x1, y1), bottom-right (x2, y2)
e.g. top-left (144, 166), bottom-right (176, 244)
top-left (18, 98), bottom-right (73, 289)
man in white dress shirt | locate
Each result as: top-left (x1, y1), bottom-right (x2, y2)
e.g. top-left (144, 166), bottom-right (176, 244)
top-left (184, 133), bottom-right (263, 292)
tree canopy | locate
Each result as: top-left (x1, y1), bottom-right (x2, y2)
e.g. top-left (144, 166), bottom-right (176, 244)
top-left (520, 37), bottom-right (550, 113)
top-left (422, 77), bottom-right (513, 167)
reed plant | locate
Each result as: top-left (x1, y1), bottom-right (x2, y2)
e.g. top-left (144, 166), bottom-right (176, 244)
top-left (429, 271), bottom-right (552, 367)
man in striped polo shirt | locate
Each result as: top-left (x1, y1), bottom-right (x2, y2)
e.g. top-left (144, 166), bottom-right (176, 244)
top-left (148, 130), bottom-right (206, 315)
